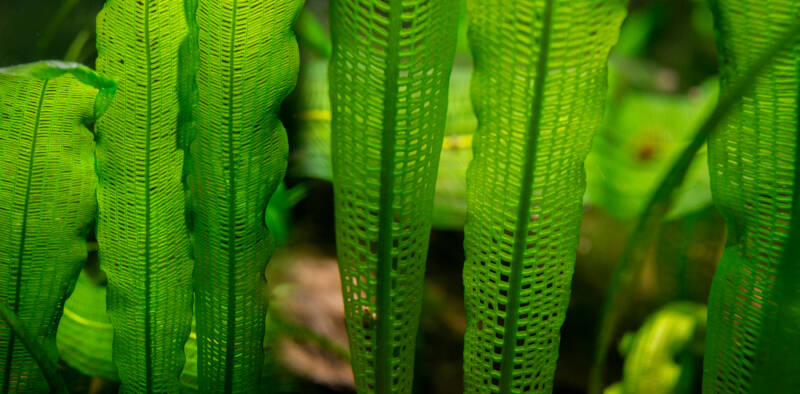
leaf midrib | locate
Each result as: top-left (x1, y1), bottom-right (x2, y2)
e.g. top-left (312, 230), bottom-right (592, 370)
top-left (1, 80), bottom-right (48, 394)
top-left (143, 0), bottom-right (153, 391)
top-left (224, 1), bottom-right (239, 392)
top-left (498, 1), bottom-right (555, 393)
top-left (375, 0), bottom-right (402, 392)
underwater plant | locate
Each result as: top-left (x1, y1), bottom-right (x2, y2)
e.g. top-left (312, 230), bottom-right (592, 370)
top-left (3, 0), bottom-right (800, 393)
top-left (94, 0), bottom-right (194, 391)
top-left (187, 0), bottom-right (301, 392)
top-left (462, 1), bottom-right (626, 392)
top-left (0, 61), bottom-right (114, 392)
top-left (329, 0), bottom-right (459, 392)
top-left (703, 0), bottom-right (800, 392)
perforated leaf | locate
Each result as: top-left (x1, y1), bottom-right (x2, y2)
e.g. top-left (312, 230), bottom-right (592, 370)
top-left (329, 1), bottom-right (459, 392)
top-left (294, 61), bottom-right (475, 230)
top-left (0, 61), bottom-right (114, 392)
top-left (187, 0), bottom-right (302, 391)
top-left (703, 1), bottom-right (800, 392)
top-left (462, 1), bottom-right (626, 392)
top-left (95, 1), bottom-right (194, 392)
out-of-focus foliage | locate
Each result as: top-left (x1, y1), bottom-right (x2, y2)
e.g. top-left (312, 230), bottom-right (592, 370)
top-left (585, 81), bottom-right (718, 220)
top-left (591, 14), bottom-right (800, 394)
top-left (604, 303), bottom-right (706, 394)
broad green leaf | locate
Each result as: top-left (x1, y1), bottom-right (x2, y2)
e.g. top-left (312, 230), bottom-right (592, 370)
top-left (703, 1), bottom-right (800, 392)
top-left (750, 94), bottom-right (800, 390)
top-left (329, 1), bottom-right (459, 392)
top-left (0, 61), bottom-right (114, 392)
top-left (95, 1), bottom-right (194, 392)
top-left (57, 271), bottom-right (297, 392)
top-left (605, 303), bottom-right (706, 394)
top-left (590, 14), bottom-right (800, 393)
top-left (187, 0), bottom-right (302, 392)
top-left (462, 1), bottom-right (626, 393)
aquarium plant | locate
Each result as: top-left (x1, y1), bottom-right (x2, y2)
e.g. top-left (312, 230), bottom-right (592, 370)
top-left (462, 1), bottom-right (626, 392)
top-left (187, 0), bottom-right (301, 392)
top-left (703, 0), bottom-right (800, 392)
top-left (329, 0), bottom-right (459, 392)
top-left (0, 0), bottom-right (800, 393)
top-left (0, 62), bottom-right (115, 392)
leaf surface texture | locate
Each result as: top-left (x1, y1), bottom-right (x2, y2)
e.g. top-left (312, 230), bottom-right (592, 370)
top-left (462, 1), bottom-right (625, 392)
top-left (329, 0), bottom-right (459, 392)
top-left (188, 0), bottom-right (301, 391)
top-left (95, 1), bottom-right (193, 391)
top-left (703, 1), bottom-right (800, 392)
top-left (0, 61), bottom-right (114, 392)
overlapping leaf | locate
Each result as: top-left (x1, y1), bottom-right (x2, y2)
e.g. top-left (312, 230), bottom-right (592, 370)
top-left (703, 1), bottom-right (800, 392)
top-left (0, 61), bottom-right (114, 392)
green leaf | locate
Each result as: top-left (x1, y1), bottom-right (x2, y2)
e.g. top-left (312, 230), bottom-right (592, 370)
top-left (0, 61), bottom-right (114, 392)
top-left (329, 1), bottom-right (459, 392)
top-left (589, 12), bottom-right (800, 393)
top-left (585, 83), bottom-right (718, 220)
top-left (57, 271), bottom-right (117, 381)
top-left (294, 61), bottom-right (477, 230)
top-left (462, 1), bottom-right (627, 392)
top-left (703, 1), bottom-right (800, 392)
top-left (95, 1), bottom-right (194, 392)
top-left (187, 0), bottom-right (302, 392)
top-left (295, 6), bottom-right (331, 59)
top-left (606, 302), bottom-right (706, 394)
top-left (0, 303), bottom-right (67, 394)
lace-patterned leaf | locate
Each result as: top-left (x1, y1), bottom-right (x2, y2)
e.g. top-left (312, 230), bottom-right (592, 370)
top-left (704, 1), bottom-right (800, 392)
top-left (462, 1), bottom-right (626, 392)
top-left (95, 1), bottom-right (194, 391)
top-left (0, 61), bottom-right (115, 392)
top-left (329, 1), bottom-right (459, 392)
top-left (187, 0), bottom-right (302, 391)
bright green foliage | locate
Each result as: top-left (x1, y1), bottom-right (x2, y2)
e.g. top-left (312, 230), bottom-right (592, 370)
top-left (295, 61), bottom-right (476, 230)
top-left (57, 271), bottom-right (117, 381)
top-left (704, 1), bottom-right (800, 392)
top-left (295, 7), bottom-right (331, 59)
top-left (462, 1), bottom-right (626, 392)
top-left (188, 0), bottom-right (302, 391)
top-left (95, 1), bottom-right (193, 392)
top-left (585, 83), bottom-right (718, 220)
top-left (329, 0), bottom-right (459, 392)
top-left (0, 61), bottom-right (114, 392)
top-left (605, 303), bottom-right (706, 394)
top-left (432, 65), bottom-right (476, 230)
top-left (590, 21), bottom-right (800, 393)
